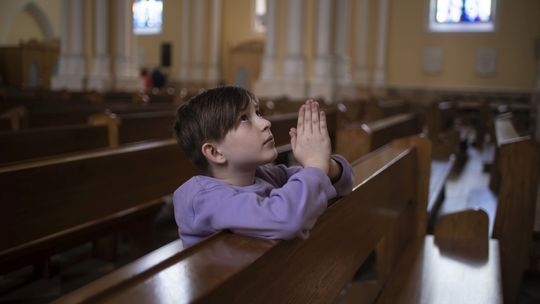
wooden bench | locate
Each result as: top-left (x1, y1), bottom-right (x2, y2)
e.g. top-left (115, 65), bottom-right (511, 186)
top-left (436, 113), bottom-right (540, 303)
top-left (336, 112), bottom-right (421, 162)
top-left (0, 124), bottom-right (110, 165)
top-left (0, 139), bottom-right (199, 275)
top-left (88, 110), bottom-right (176, 146)
top-left (0, 109), bottom-right (177, 165)
top-left (427, 101), bottom-right (460, 160)
top-left (424, 100), bottom-right (459, 225)
top-left (0, 106), bottom-right (27, 131)
top-left (363, 98), bottom-right (409, 122)
top-left (53, 136), bottom-right (501, 303)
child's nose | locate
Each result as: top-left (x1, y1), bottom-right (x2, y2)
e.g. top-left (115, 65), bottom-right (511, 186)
top-left (260, 117), bottom-right (271, 131)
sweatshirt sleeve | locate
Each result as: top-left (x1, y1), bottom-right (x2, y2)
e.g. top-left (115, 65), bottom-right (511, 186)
top-left (330, 154), bottom-right (354, 197)
top-left (191, 167), bottom-right (336, 241)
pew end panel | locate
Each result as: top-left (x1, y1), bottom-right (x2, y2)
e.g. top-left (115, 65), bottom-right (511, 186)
top-left (88, 112), bottom-right (119, 147)
top-left (492, 138), bottom-right (540, 303)
top-left (0, 106), bottom-right (27, 131)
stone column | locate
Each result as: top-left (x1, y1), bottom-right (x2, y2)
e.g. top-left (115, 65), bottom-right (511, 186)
top-left (334, 0), bottom-right (355, 100)
top-left (254, 0), bottom-right (281, 97)
top-left (282, 0), bottom-right (307, 99)
top-left (207, 0), bottom-right (222, 86)
top-left (191, 0), bottom-right (207, 82)
top-left (51, 0), bottom-right (71, 90)
top-left (354, 0), bottom-right (370, 86)
top-left (87, 0), bottom-right (111, 91)
top-left (179, 0), bottom-right (190, 82)
top-left (373, 0), bottom-right (389, 88)
top-left (308, 0), bottom-right (334, 100)
top-left (66, 0), bottom-right (86, 90)
top-left (114, 0), bottom-right (141, 90)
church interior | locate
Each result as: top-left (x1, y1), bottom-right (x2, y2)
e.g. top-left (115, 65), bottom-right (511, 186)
top-left (1, 0), bottom-right (540, 303)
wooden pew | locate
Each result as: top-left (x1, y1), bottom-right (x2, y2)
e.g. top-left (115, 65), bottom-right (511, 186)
top-left (0, 109), bottom-right (177, 165)
top-left (363, 98), bottom-right (409, 122)
top-left (0, 106), bottom-right (27, 131)
top-left (24, 103), bottom-right (177, 128)
top-left (53, 136), bottom-right (501, 303)
top-left (336, 112), bottom-right (421, 162)
top-left (52, 136), bottom-right (428, 303)
top-left (456, 99), bottom-right (491, 147)
top-left (0, 124), bottom-right (109, 165)
top-left (335, 99), bottom-right (366, 129)
top-left (0, 139), bottom-right (199, 274)
top-left (436, 113), bottom-right (540, 303)
top-left (424, 101), bottom-right (458, 226)
top-left (427, 101), bottom-right (460, 160)
top-left (88, 110), bottom-right (175, 146)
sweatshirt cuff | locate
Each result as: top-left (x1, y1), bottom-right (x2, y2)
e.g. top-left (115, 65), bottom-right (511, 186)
top-left (330, 154), bottom-right (353, 196)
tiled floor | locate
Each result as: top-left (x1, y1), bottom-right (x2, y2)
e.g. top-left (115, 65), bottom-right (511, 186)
top-left (1, 142), bottom-right (539, 303)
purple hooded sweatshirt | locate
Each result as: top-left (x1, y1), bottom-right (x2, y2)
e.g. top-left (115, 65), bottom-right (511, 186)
top-left (173, 154), bottom-right (353, 247)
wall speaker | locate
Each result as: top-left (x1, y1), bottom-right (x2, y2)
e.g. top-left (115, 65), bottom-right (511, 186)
top-left (160, 42), bottom-right (172, 67)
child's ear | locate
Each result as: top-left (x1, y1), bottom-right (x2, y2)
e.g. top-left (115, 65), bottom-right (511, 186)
top-left (201, 142), bottom-right (226, 165)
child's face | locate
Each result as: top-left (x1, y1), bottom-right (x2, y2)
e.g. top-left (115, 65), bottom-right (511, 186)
top-left (216, 101), bottom-right (277, 170)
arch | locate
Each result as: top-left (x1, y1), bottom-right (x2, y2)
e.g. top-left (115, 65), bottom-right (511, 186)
top-left (25, 2), bottom-right (54, 40)
top-left (0, 1), bottom-right (54, 44)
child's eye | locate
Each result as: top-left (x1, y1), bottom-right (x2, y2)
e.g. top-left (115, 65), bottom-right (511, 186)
top-left (256, 110), bottom-right (263, 117)
top-left (239, 115), bottom-right (249, 122)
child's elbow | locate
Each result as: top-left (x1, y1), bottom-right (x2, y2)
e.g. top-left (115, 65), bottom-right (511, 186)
top-left (272, 222), bottom-right (309, 240)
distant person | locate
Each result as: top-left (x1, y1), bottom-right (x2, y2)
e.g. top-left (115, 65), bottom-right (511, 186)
top-left (140, 68), bottom-right (152, 92)
top-left (151, 68), bottom-right (166, 89)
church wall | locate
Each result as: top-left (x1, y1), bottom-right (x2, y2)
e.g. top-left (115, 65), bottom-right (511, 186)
top-left (7, 10), bottom-right (45, 44)
top-left (387, 0), bottom-right (540, 91)
top-left (0, 0), bottom-right (60, 45)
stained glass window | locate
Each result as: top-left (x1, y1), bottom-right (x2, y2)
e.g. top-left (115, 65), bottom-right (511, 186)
top-left (133, 0), bottom-right (163, 35)
top-left (254, 0), bottom-right (266, 33)
top-left (429, 0), bottom-right (496, 32)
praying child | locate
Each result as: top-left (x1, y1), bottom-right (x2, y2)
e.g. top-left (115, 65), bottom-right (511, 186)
top-left (172, 86), bottom-right (353, 247)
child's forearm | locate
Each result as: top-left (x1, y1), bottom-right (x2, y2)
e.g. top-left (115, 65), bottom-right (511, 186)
top-left (328, 158), bottom-right (342, 183)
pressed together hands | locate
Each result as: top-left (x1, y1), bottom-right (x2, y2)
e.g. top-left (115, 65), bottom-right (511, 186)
top-left (289, 100), bottom-right (341, 181)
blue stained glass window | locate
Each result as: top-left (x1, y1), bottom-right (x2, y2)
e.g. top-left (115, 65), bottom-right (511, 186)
top-left (133, 0), bottom-right (163, 35)
top-left (429, 0), bottom-right (496, 32)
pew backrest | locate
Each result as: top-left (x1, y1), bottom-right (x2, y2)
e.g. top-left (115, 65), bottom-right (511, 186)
top-left (88, 110), bottom-right (175, 146)
top-left (0, 124), bottom-right (109, 165)
top-left (337, 113), bottom-right (422, 162)
top-left (0, 139), bottom-right (199, 273)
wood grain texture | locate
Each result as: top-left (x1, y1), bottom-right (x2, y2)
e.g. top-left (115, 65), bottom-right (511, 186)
top-left (0, 139), bottom-right (199, 272)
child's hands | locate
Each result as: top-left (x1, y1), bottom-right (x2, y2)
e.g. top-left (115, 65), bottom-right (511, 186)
top-left (289, 100), bottom-right (331, 175)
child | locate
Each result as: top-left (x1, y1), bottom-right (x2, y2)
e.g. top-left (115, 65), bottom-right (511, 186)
top-left (173, 86), bottom-right (353, 247)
